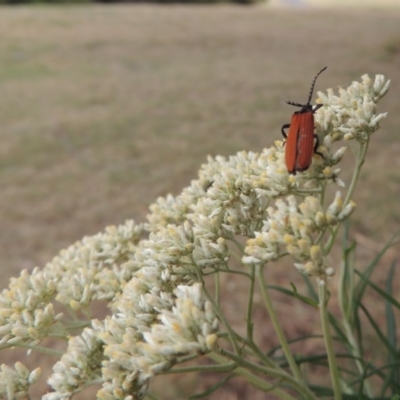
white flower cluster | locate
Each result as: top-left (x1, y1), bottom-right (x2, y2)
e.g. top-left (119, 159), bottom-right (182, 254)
top-left (147, 148), bottom-right (290, 235)
top-left (148, 148), bottom-right (294, 245)
top-left (0, 362), bottom-right (40, 399)
top-left (0, 74), bottom-right (390, 399)
top-left (43, 220), bottom-right (144, 310)
top-left (96, 223), bottom-right (222, 398)
top-left (316, 74), bottom-right (389, 145)
top-left (134, 222), bottom-right (228, 281)
top-left (0, 220), bottom-right (142, 349)
top-left (44, 327), bottom-right (104, 400)
top-left (243, 193), bottom-right (356, 278)
top-left (45, 221), bottom-right (222, 399)
top-left (98, 282), bottom-right (218, 400)
top-left (240, 74), bottom-right (389, 278)
top-left (0, 268), bottom-right (62, 348)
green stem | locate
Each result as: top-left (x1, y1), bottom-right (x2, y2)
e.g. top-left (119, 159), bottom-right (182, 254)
top-left (9, 343), bottom-right (64, 356)
top-left (218, 331), bottom-right (277, 369)
top-left (256, 265), bottom-right (316, 399)
top-left (325, 141), bottom-right (369, 255)
top-left (216, 348), bottom-right (316, 399)
top-left (256, 266), bottom-right (300, 379)
top-left (215, 270), bottom-right (220, 307)
top-left (191, 254), bottom-right (241, 355)
top-left (209, 352), bottom-right (300, 400)
top-left (145, 393), bottom-right (162, 400)
top-left (342, 321), bottom-right (373, 397)
top-left (246, 264), bottom-right (256, 341)
top-left (245, 338), bottom-right (278, 369)
top-left (227, 235), bottom-right (246, 253)
top-left (211, 267), bottom-right (251, 279)
top-left (205, 291), bottom-right (240, 355)
top-left (344, 141), bottom-right (369, 206)
top-left (61, 319), bottom-right (92, 330)
top-left (318, 281), bottom-right (342, 400)
top-left (164, 361), bottom-right (237, 374)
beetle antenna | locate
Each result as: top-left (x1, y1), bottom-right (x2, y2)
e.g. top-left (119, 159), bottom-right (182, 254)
top-left (286, 100), bottom-right (304, 108)
top-left (306, 66), bottom-right (327, 105)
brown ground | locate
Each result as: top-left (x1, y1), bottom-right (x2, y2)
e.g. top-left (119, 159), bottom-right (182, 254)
top-left (1, 4), bottom-right (400, 399)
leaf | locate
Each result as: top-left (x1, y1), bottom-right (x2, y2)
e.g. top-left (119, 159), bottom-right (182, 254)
top-left (355, 270), bottom-right (400, 310)
top-left (354, 230), bottom-right (400, 305)
top-left (381, 260), bottom-right (400, 396)
top-left (359, 302), bottom-right (396, 356)
top-left (189, 374), bottom-right (234, 399)
top-left (267, 284), bottom-right (318, 308)
top-left (338, 223), bottom-right (357, 326)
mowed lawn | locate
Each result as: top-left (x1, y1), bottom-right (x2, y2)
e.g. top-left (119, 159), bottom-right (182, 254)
top-left (1, 4), bottom-right (400, 399)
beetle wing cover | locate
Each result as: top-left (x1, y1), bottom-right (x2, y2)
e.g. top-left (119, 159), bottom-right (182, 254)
top-left (295, 112), bottom-right (315, 172)
top-left (284, 112), bottom-right (315, 174)
top-left (285, 114), bottom-right (301, 174)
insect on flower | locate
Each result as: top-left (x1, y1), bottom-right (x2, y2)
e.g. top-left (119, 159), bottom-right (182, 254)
top-left (281, 66), bottom-right (327, 174)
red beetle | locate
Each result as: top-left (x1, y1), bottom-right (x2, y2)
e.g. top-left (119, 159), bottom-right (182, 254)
top-left (281, 67), bottom-right (327, 174)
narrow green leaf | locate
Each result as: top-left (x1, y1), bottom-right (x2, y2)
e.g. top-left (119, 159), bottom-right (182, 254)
top-left (385, 261), bottom-right (397, 351)
top-left (338, 224), bottom-right (363, 351)
top-left (301, 274), bottom-right (318, 301)
top-left (348, 361), bottom-right (400, 394)
top-left (291, 282), bottom-right (319, 307)
top-left (381, 260), bottom-right (399, 396)
top-left (355, 270), bottom-right (400, 310)
top-left (188, 374), bottom-right (234, 399)
top-left (359, 302), bottom-right (396, 355)
top-left (267, 284), bottom-right (319, 308)
top-left (328, 312), bottom-right (349, 345)
top-left (267, 334), bottom-right (323, 358)
top-left (339, 226), bottom-right (357, 325)
top-left (354, 230), bottom-right (400, 305)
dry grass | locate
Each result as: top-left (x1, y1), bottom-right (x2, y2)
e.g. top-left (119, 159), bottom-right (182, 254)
top-left (269, 0), bottom-right (400, 7)
top-left (1, 4), bottom-right (400, 399)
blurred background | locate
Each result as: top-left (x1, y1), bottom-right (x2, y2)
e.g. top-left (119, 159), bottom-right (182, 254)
top-left (0, 1), bottom-right (399, 398)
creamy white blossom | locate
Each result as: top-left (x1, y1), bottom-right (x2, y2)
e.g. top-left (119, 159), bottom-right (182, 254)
top-left (0, 362), bottom-right (40, 399)
top-left (243, 192), bottom-right (356, 278)
top-left (316, 74), bottom-right (389, 143)
top-left (0, 220), bottom-right (143, 349)
top-left (45, 327), bottom-right (104, 399)
top-left (44, 220), bottom-right (144, 309)
top-left (98, 282), bottom-right (218, 400)
top-left (0, 268), bottom-right (62, 347)
top-left (0, 73), bottom-right (390, 399)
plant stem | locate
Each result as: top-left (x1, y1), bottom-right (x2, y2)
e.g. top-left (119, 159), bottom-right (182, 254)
top-left (192, 255), bottom-right (241, 355)
top-left (256, 265), bottom-right (301, 379)
top-left (318, 280), bottom-right (342, 400)
top-left (344, 141), bottom-right (369, 206)
top-left (164, 361), bottom-right (237, 374)
top-left (215, 270), bottom-right (220, 307)
top-left (209, 352), bottom-right (300, 400)
top-left (12, 343), bottom-right (64, 356)
top-left (256, 265), bottom-right (315, 398)
top-left (246, 264), bottom-right (255, 341)
top-left (325, 141), bottom-right (369, 255)
top-left (342, 321), bottom-right (373, 397)
top-left (216, 348), bottom-right (317, 399)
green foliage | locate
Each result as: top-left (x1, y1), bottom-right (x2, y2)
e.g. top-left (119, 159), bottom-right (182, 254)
top-left (264, 229), bottom-right (400, 399)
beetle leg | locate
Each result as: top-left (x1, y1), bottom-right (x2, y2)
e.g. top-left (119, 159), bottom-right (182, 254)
top-left (313, 134), bottom-right (324, 158)
top-left (281, 123), bottom-right (290, 139)
top-left (312, 103), bottom-right (324, 113)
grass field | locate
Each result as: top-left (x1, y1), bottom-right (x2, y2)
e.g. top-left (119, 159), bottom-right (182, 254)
top-left (269, 0), bottom-right (400, 7)
top-left (1, 4), bottom-right (400, 399)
